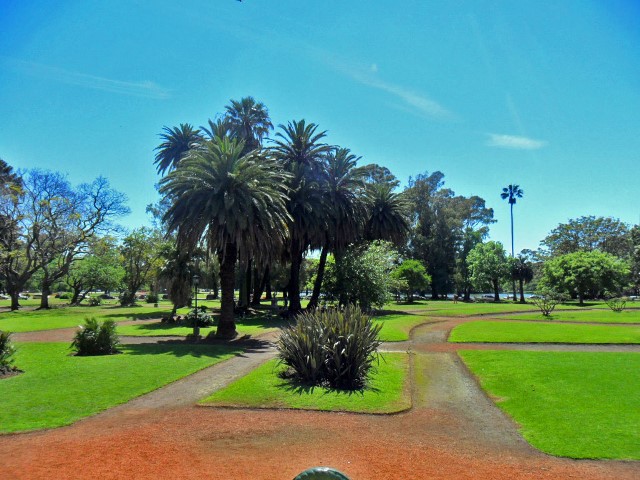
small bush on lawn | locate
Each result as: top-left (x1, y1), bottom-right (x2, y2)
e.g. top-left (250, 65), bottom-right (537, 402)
top-left (0, 331), bottom-right (17, 374)
top-left (87, 296), bottom-right (102, 307)
top-left (72, 318), bottom-right (120, 356)
top-left (145, 293), bottom-right (158, 304)
top-left (183, 307), bottom-right (214, 328)
top-left (531, 291), bottom-right (566, 317)
top-left (605, 297), bottom-right (627, 312)
top-left (277, 305), bottom-right (382, 390)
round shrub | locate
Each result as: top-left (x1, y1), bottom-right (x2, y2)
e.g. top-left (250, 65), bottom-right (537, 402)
top-left (146, 293), bottom-right (159, 304)
top-left (72, 318), bottom-right (120, 356)
top-left (183, 307), bottom-right (214, 328)
top-left (277, 305), bottom-right (382, 390)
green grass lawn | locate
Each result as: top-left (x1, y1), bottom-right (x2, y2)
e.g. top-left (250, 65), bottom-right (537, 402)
top-left (449, 321), bottom-right (640, 344)
top-left (389, 300), bottom-right (611, 316)
top-left (498, 308), bottom-right (640, 324)
top-left (0, 342), bottom-right (242, 433)
top-left (0, 303), bottom-right (177, 333)
top-left (373, 313), bottom-right (432, 341)
top-left (201, 352), bottom-right (411, 414)
top-left (460, 350), bottom-right (640, 459)
top-left (117, 313), bottom-right (288, 338)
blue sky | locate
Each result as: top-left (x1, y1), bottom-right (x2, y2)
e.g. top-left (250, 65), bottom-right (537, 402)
top-left (2, 0), bottom-right (639, 252)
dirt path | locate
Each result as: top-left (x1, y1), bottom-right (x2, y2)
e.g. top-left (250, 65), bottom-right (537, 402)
top-left (1, 315), bottom-right (638, 479)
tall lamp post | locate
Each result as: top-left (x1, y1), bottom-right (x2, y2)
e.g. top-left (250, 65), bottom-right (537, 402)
top-left (193, 274), bottom-right (200, 338)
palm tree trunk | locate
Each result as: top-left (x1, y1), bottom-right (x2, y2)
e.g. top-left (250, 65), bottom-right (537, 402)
top-left (519, 278), bottom-right (525, 303)
top-left (510, 203), bottom-right (517, 302)
top-left (288, 245), bottom-right (303, 313)
top-left (493, 279), bottom-right (500, 302)
top-left (307, 244), bottom-right (328, 310)
top-left (217, 243), bottom-right (237, 338)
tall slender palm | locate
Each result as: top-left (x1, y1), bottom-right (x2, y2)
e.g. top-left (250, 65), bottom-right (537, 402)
top-left (154, 124), bottom-right (202, 176)
top-left (501, 184), bottom-right (523, 301)
top-left (160, 137), bottom-right (291, 337)
top-left (272, 120), bottom-right (332, 313)
top-left (307, 147), bottom-right (368, 310)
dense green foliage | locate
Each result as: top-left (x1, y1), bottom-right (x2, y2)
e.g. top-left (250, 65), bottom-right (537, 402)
top-left (461, 351), bottom-right (640, 459)
top-left (468, 241), bottom-right (509, 300)
top-left (277, 306), bottom-right (382, 390)
top-left (392, 259), bottom-right (431, 302)
top-left (540, 250), bottom-right (630, 304)
top-left (201, 353), bottom-right (410, 414)
top-left (71, 318), bottom-right (120, 356)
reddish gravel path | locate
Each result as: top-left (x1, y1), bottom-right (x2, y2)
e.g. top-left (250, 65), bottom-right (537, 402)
top-left (1, 314), bottom-right (638, 479)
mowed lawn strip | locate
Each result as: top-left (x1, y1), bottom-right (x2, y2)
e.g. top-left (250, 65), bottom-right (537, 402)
top-left (449, 321), bottom-right (640, 344)
top-left (373, 313), bottom-right (432, 341)
top-left (460, 350), bottom-right (640, 459)
top-left (498, 308), bottom-right (640, 324)
top-left (0, 342), bottom-right (241, 433)
top-left (201, 352), bottom-right (411, 414)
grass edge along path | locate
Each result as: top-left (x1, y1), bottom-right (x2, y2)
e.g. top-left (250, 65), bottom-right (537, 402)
top-left (200, 352), bottom-right (411, 414)
top-left (0, 342), bottom-right (242, 433)
top-left (459, 350), bottom-right (640, 460)
top-left (449, 321), bottom-right (640, 344)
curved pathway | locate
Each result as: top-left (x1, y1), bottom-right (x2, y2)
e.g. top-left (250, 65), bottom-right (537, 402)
top-left (1, 313), bottom-right (638, 479)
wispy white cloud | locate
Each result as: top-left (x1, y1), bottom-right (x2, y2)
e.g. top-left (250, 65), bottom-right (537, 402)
top-left (2, 57), bottom-right (170, 99)
top-left (325, 57), bottom-right (455, 120)
top-left (486, 133), bottom-right (547, 150)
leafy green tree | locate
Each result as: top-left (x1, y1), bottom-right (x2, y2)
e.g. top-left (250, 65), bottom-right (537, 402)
top-left (324, 241), bottom-right (399, 311)
top-left (468, 241), bottom-right (510, 301)
top-left (154, 124), bottom-right (202, 176)
top-left (509, 255), bottom-right (534, 303)
top-left (0, 171), bottom-right (128, 310)
top-left (120, 228), bottom-right (164, 306)
top-left (160, 137), bottom-right (291, 338)
top-left (392, 259), bottom-right (431, 303)
top-left (541, 216), bottom-right (631, 259)
top-left (407, 172), bottom-right (494, 299)
top-left (66, 237), bottom-right (124, 305)
top-left (539, 250), bottom-right (630, 304)
top-left (630, 225), bottom-right (640, 295)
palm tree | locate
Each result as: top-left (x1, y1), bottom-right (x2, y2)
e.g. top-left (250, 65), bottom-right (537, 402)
top-left (272, 120), bottom-right (332, 313)
top-left (225, 96), bottom-right (273, 154)
top-left (364, 183), bottom-right (411, 245)
top-left (307, 147), bottom-right (368, 310)
top-left (154, 124), bottom-right (202, 176)
top-left (160, 137), bottom-right (291, 338)
top-left (501, 184), bottom-right (524, 301)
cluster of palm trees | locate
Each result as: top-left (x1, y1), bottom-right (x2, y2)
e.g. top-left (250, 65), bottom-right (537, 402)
top-left (155, 97), bottom-right (409, 338)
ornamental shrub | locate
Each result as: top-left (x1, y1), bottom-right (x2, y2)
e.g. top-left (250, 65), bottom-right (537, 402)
top-left (87, 296), bottom-right (102, 307)
top-left (277, 305), bottom-right (382, 390)
top-left (183, 307), bottom-right (214, 328)
top-left (0, 331), bottom-right (17, 372)
top-left (146, 293), bottom-right (158, 304)
top-left (72, 317), bottom-right (120, 356)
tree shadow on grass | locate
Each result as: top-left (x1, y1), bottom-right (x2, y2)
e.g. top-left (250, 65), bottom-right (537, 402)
top-left (121, 342), bottom-right (243, 359)
top-left (371, 310), bottom-right (418, 317)
top-left (122, 337), bottom-right (274, 359)
top-left (103, 310), bottom-right (174, 321)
